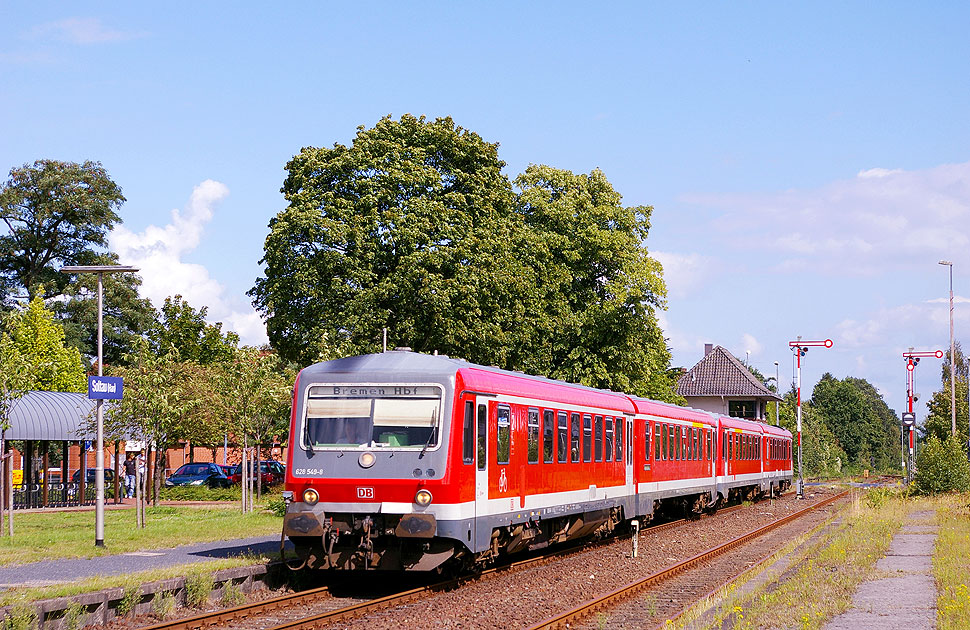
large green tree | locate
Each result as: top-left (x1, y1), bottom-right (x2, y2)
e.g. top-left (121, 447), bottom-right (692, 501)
top-left (0, 160), bottom-right (125, 304)
top-left (251, 114), bottom-right (525, 367)
top-left (513, 165), bottom-right (674, 398)
top-left (922, 341), bottom-right (968, 449)
top-left (251, 115), bottom-right (677, 398)
top-left (149, 295), bottom-right (239, 364)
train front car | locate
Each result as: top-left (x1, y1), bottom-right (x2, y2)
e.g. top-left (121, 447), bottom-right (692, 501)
top-left (282, 350), bottom-right (465, 572)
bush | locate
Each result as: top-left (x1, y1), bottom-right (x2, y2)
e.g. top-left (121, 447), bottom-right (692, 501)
top-left (158, 486), bottom-right (241, 501)
top-left (185, 574), bottom-right (214, 608)
top-left (914, 434), bottom-right (970, 495)
top-left (265, 495), bottom-right (286, 517)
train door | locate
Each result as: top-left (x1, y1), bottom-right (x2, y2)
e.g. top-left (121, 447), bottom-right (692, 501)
top-left (625, 417), bottom-right (634, 501)
top-left (474, 397), bottom-right (490, 550)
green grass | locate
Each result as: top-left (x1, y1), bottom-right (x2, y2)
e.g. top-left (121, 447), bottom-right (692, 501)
top-left (0, 505), bottom-right (282, 566)
top-left (0, 555), bottom-right (273, 607)
top-left (679, 489), bottom-right (908, 630)
top-left (934, 493), bottom-right (970, 630)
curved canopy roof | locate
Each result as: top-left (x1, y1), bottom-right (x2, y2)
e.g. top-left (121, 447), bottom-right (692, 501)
top-left (2, 391), bottom-right (100, 441)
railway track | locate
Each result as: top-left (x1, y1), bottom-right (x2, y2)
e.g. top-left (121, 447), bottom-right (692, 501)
top-left (526, 491), bottom-right (848, 630)
top-left (134, 504), bottom-right (746, 630)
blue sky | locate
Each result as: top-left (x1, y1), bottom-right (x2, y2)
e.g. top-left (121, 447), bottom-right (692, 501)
top-left (3, 3), bottom-right (969, 427)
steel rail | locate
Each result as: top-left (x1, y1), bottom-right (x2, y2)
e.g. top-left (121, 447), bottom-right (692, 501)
top-left (525, 491), bottom-right (848, 630)
top-left (133, 502), bottom-right (748, 630)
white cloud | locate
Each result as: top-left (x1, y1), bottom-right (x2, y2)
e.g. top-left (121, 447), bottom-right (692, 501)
top-left (682, 161), bottom-right (970, 275)
top-left (28, 17), bottom-right (144, 45)
top-left (110, 180), bottom-right (268, 346)
top-left (653, 250), bottom-right (723, 299)
top-left (740, 333), bottom-right (763, 357)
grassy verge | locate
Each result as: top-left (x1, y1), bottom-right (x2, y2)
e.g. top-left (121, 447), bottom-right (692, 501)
top-left (679, 489), bottom-right (908, 630)
top-left (0, 554), bottom-right (276, 608)
top-left (934, 493), bottom-right (970, 630)
top-left (0, 505), bottom-right (282, 566)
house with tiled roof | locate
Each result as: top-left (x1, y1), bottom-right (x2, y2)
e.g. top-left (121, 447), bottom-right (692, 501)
top-left (676, 344), bottom-right (781, 421)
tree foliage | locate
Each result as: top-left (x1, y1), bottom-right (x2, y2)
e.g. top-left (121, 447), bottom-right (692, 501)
top-left (914, 433), bottom-right (970, 495)
top-left (808, 373), bottom-right (900, 471)
top-left (4, 296), bottom-right (85, 392)
top-left (0, 160), bottom-right (125, 303)
top-left (251, 115), bottom-right (677, 399)
top-left (56, 252), bottom-right (157, 368)
top-left (150, 295), bottom-right (239, 364)
top-left (923, 340), bottom-right (969, 449)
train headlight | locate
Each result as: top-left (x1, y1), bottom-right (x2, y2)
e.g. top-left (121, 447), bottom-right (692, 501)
top-left (414, 489), bottom-right (433, 507)
top-left (358, 451), bottom-right (376, 468)
top-left (302, 488), bottom-right (319, 505)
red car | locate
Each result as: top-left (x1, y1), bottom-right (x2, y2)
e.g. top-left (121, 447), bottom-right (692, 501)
top-left (228, 460), bottom-right (285, 486)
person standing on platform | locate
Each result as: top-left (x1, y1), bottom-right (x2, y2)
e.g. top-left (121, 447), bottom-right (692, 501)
top-left (123, 453), bottom-right (137, 498)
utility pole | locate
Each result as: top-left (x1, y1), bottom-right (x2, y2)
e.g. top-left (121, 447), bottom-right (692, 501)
top-left (939, 261), bottom-right (956, 436)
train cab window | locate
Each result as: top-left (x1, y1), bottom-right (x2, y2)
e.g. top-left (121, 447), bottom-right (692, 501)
top-left (496, 405), bottom-right (511, 465)
top-left (583, 415), bottom-right (593, 463)
top-left (654, 423), bottom-right (661, 461)
top-left (594, 416), bottom-right (603, 462)
top-left (570, 413), bottom-right (581, 463)
top-left (463, 401), bottom-right (474, 464)
top-left (543, 410), bottom-right (555, 463)
top-left (557, 412), bottom-right (568, 463)
top-left (605, 417), bottom-right (613, 462)
top-left (477, 404), bottom-right (487, 471)
top-left (528, 408), bottom-right (540, 464)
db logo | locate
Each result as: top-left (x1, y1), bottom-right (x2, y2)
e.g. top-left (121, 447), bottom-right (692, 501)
top-left (356, 487), bottom-right (375, 499)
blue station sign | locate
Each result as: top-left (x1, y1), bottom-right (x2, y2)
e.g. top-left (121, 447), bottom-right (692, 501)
top-left (88, 375), bottom-right (123, 400)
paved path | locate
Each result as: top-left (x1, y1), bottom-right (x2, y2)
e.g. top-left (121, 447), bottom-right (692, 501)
top-left (0, 535), bottom-right (291, 589)
top-left (823, 509), bottom-right (938, 630)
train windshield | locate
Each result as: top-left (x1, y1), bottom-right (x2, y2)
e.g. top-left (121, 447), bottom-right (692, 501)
top-left (303, 385), bottom-right (442, 449)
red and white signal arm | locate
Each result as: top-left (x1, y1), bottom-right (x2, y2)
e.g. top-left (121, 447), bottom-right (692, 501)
top-left (902, 412), bottom-right (916, 426)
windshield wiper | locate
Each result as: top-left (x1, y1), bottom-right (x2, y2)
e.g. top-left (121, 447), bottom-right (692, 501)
top-left (418, 408), bottom-right (439, 459)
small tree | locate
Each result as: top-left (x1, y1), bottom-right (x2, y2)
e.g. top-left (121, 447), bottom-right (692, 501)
top-left (0, 332), bottom-right (30, 536)
top-left (7, 296), bottom-right (86, 392)
top-left (914, 434), bottom-right (970, 495)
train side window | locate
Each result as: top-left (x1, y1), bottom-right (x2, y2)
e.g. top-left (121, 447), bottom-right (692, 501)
top-left (691, 428), bottom-right (697, 460)
top-left (477, 404), bottom-right (487, 471)
top-left (615, 419), bottom-right (623, 462)
top-left (594, 415), bottom-right (603, 462)
top-left (645, 420), bottom-right (652, 461)
top-left (528, 408), bottom-right (540, 464)
top-left (675, 425), bottom-right (682, 460)
top-left (668, 424), bottom-right (675, 460)
top-left (583, 415), bottom-right (593, 463)
top-left (708, 430), bottom-right (712, 460)
top-left (570, 413), bottom-right (581, 462)
top-left (661, 424), bottom-right (667, 460)
top-left (605, 417), bottom-right (613, 462)
top-left (557, 412), bottom-right (568, 463)
top-left (721, 430), bottom-right (726, 461)
top-left (496, 405), bottom-right (511, 465)
top-left (685, 427), bottom-right (691, 460)
top-left (463, 401), bottom-right (474, 464)
top-left (654, 423), bottom-right (661, 461)
top-left (543, 410), bottom-right (555, 463)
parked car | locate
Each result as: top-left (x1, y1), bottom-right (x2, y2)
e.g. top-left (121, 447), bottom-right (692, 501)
top-left (165, 463), bottom-right (231, 488)
top-left (71, 469), bottom-right (116, 484)
top-left (228, 460), bottom-right (285, 486)
top-left (216, 464), bottom-right (234, 478)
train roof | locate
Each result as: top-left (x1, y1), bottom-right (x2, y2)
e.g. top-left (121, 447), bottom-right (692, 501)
top-left (298, 350), bottom-right (636, 413)
top-left (629, 397), bottom-right (718, 425)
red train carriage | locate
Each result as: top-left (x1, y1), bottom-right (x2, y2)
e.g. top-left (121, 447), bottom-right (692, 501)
top-left (281, 350), bottom-right (794, 572)
top-left (763, 423), bottom-right (794, 493)
top-left (282, 350), bottom-right (637, 572)
top-left (631, 398), bottom-right (718, 516)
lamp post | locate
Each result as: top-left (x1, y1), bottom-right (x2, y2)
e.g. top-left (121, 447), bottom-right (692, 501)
top-left (61, 264), bottom-right (138, 547)
top-left (788, 337), bottom-right (833, 499)
top-left (902, 349), bottom-right (944, 482)
top-left (939, 261), bottom-right (956, 436)
top-left (774, 361), bottom-right (780, 426)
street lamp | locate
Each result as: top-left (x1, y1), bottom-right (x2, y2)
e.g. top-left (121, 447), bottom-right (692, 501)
top-left (939, 261), bottom-right (956, 436)
top-left (61, 264), bottom-right (138, 547)
top-left (774, 361), bottom-right (780, 426)
top-left (788, 337), bottom-right (833, 499)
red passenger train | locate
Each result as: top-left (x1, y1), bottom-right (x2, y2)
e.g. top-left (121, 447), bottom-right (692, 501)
top-left (282, 350), bottom-right (792, 571)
